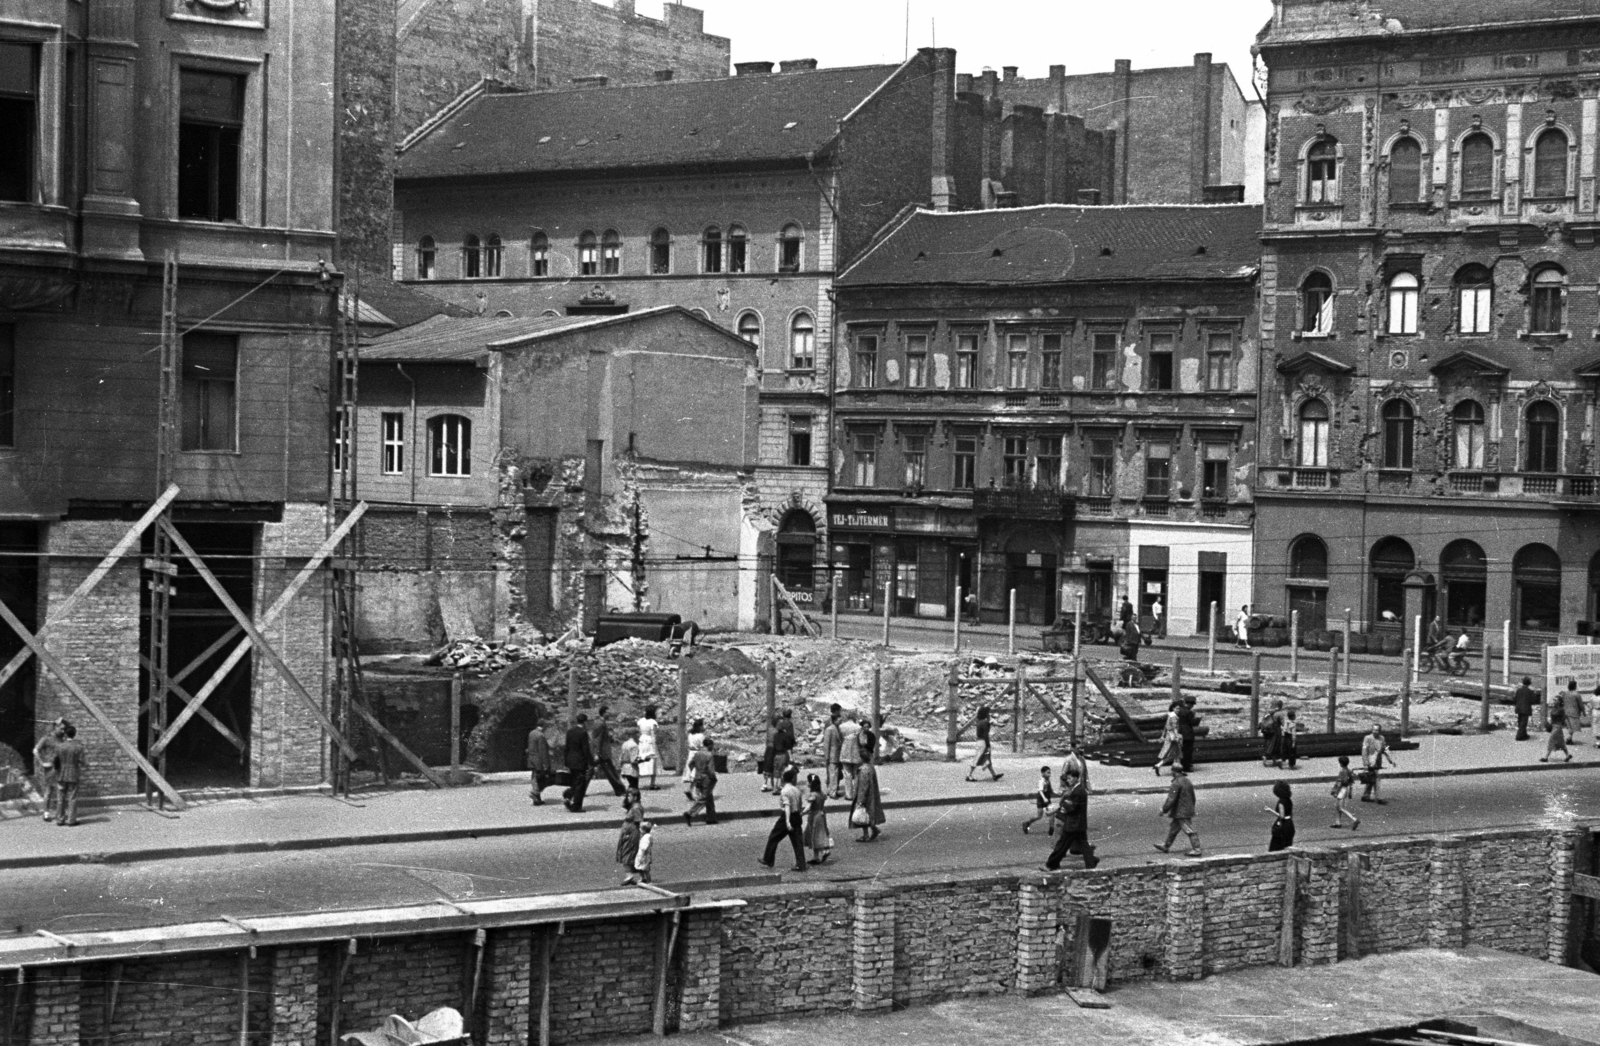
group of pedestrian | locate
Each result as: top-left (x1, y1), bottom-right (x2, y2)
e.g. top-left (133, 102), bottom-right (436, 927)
top-left (1259, 699), bottom-right (1300, 770)
top-left (32, 717), bottom-right (85, 827)
top-left (1153, 695), bottom-right (1198, 775)
top-left (528, 704), bottom-right (662, 813)
top-left (1538, 678), bottom-right (1599, 762)
top-left (821, 703), bottom-right (875, 800)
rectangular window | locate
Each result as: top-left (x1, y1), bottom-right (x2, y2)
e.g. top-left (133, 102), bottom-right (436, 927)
top-left (578, 243), bottom-right (598, 276)
top-left (1034, 435), bottom-right (1062, 489)
top-left (1088, 438), bottom-right (1115, 496)
top-left (953, 435), bottom-right (977, 489)
top-left (601, 243), bottom-right (620, 276)
top-left (851, 432), bottom-right (877, 487)
top-left (903, 432), bottom-right (926, 487)
top-left (727, 235), bottom-right (747, 274)
top-left (788, 416), bottom-right (812, 467)
top-left (1003, 436), bottom-right (1027, 487)
top-left (1006, 333), bottom-right (1029, 389)
top-left (1091, 332), bottom-right (1117, 390)
top-left (0, 324), bottom-right (13, 446)
top-left (0, 42), bottom-right (38, 203)
top-left (855, 334), bottom-right (878, 389)
top-left (1147, 331), bottom-right (1174, 390)
top-left (1205, 332), bottom-right (1234, 391)
top-left (180, 333), bottom-right (238, 451)
top-left (429, 415), bottom-right (472, 476)
top-left (649, 237), bottom-right (670, 275)
top-left (381, 412), bottom-right (405, 474)
top-left (1144, 441), bottom-right (1172, 498)
top-left (177, 69), bottom-right (244, 222)
top-left (1460, 284), bottom-right (1492, 334)
top-left (956, 334), bottom-right (978, 389)
top-left (532, 240), bottom-right (549, 277)
top-left (702, 237), bottom-right (722, 274)
top-left (1041, 334), bottom-right (1063, 389)
top-left (905, 333), bottom-right (928, 388)
top-left (1202, 443), bottom-right (1230, 500)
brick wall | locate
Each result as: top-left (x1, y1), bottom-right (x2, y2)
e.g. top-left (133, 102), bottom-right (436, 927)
top-left (892, 877), bottom-right (1017, 1005)
top-left (530, 0), bottom-right (729, 91)
top-left (337, 0), bottom-right (398, 276)
top-left (546, 915), bottom-right (658, 1041)
top-left (253, 504), bottom-right (332, 789)
top-left (719, 890), bottom-right (854, 1024)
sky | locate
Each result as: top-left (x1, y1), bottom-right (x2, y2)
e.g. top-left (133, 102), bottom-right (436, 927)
top-left (640, 0), bottom-right (1276, 94)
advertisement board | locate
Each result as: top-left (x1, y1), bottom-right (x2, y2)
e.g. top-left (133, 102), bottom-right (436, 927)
top-left (1545, 644), bottom-right (1600, 700)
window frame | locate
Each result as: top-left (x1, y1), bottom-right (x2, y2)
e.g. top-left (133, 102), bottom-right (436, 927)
top-left (1090, 331), bottom-right (1118, 391)
top-left (1005, 332), bottom-right (1030, 389)
top-left (1381, 398), bottom-right (1415, 470)
top-left (1387, 135), bottom-right (1424, 206)
top-left (1040, 333), bottom-right (1064, 390)
top-left (1204, 330), bottom-right (1235, 391)
top-left (381, 411), bottom-right (405, 475)
top-left (850, 430), bottom-right (878, 487)
top-left (461, 233), bottom-right (482, 279)
top-left (1146, 329), bottom-right (1175, 390)
top-left (1524, 401), bottom-right (1560, 474)
top-left (954, 332), bottom-right (979, 389)
top-left (788, 415), bottom-right (812, 467)
top-left (953, 435), bottom-right (977, 490)
top-left (1458, 131), bottom-right (1496, 199)
top-left (904, 331), bottom-right (929, 388)
top-left (737, 311), bottom-right (761, 347)
top-left (648, 227), bottom-right (671, 275)
top-left (1002, 435), bottom-right (1027, 488)
top-left (1451, 399), bottom-right (1486, 469)
top-left (701, 225), bottom-right (722, 274)
top-left (1088, 437), bottom-right (1116, 497)
top-left (0, 40), bottom-right (40, 205)
top-left (416, 236), bottom-right (437, 279)
top-left (1305, 138), bottom-right (1340, 204)
top-left (483, 234), bottom-right (503, 278)
top-left (427, 414), bottom-right (473, 477)
top-left (1386, 272), bottom-right (1419, 336)
top-left (176, 66), bottom-right (247, 223)
top-left (778, 223), bottom-right (803, 273)
top-left (1457, 266), bottom-right (1492, 335)
top-left (1302, 272), bottom-right (1334, 335)
top-left (531, 231), bottom-right (550, 277)
top-left (790, 312), bottom-right (816, 372)
top-left (1201, 442), bottom-right (1231, 500)
top-left (726, 224), bottom-right (748, 274)
top-left (1144, 440), bottom-right (1173, 499)
top-left (577, 230), bottom-right (598, 277)
top-left (852, 330), bottom-right (877, 388)
top-left (1298, 400), bottom-right (1331, 468)
top-left (179, 332), bottom-right (239, 454)
top-left (1530, 267), bottom-right (1565, 334)
top-left (600, 229), bottom-right (621, 276)
top-left (1531, 127), bottom-right (1570, 199)
top-left (903, 431), bottom-right (928, 488)
top-left (1034, 435), bottom-right (1063, 489)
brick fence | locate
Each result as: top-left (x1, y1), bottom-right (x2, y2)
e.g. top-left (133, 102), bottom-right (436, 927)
top-left (1, 823), bottom-right (1592, 1046)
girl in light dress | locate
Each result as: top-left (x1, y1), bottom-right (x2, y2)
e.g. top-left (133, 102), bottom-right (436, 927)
top-left (637, 704), bottom-right (660, 790)
top-left (804, 773), bottom-right (832, 864)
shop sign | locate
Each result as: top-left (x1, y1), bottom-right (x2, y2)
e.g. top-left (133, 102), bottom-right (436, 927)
top-left (1025, 552), bottom-right (1043, 567)
top-left (1546, 644), bottom-right (1600, 697)
top-left (831, 508), bottom-right (892, 530)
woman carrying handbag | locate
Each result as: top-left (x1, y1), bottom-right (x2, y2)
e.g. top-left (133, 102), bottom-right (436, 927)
top-left (851, 760), bottom-right (884, 841)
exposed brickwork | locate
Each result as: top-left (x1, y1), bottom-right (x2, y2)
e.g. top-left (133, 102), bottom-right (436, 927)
top-left (718, 890), bottom-right (853, 1024)
top-left (1162, 863), bottom-right (1206, 980)
top-left (1014, 876), bottom-right (1058, 995)
top-left (319, 936), bottom-right (468, 1044)
top-left (272, 946), bottom-right (319, 1046)
top-left (337, 0), bottom-right (398, 276)
top-left (1461, 831), bottom-right (1549, 958)
top-left (1198, 855), bottom-right (1288, 975)
top-left (676, 910), bottom-right (722, 1032)
top-left (1298, 852), bottom-right (1343, 967)
top-left (546, 915), bottom-right (657, 1041)
top-left (1548, 827), bottom-right (1584, 964)
top-left (851, 887), bottom-right (894, 1012)
top-left (1428, 838), bottom-right (1468, 948)
top-left (253, 505), bottom-right (333, 789)
top-left (528, 0), bottom-right (729, 92)
top-left (486, 928), bottom-right (532, 1046)
top-left (27, 967), bottom-right (79, 1046)
top-left (891, 877), bottom-right (1016, 1006)
top-left (1348, 842), bottom-right (1432, 958)
top-left (1059, 866), bottom-right (1168, 983)
top-left (77, 953), bottom-right (270, 1046)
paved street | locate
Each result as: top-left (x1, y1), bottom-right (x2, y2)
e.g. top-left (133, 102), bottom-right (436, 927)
top-left (5, 765), bottom-right (1593, 938)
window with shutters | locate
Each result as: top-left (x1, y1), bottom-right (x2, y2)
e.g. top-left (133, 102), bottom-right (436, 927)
top-left (1460, 133), bottom-right (1494, 197)
top-left (1533, 128), bottom-right (1569, 197)
top-left (1388, 137), bottom-right (1422, 204)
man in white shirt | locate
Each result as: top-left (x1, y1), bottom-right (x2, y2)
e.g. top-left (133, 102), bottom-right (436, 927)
top-left (758, 765), bottom-right (807, 872)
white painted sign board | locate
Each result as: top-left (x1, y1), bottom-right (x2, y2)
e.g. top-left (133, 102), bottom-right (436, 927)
top-left (1545, 644), bottom-right (1600, 702)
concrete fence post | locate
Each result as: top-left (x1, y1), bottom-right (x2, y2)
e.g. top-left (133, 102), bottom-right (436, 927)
top-left (1290, 610), bottom-right (1299, 681)
top-left (851, 887), bottom-right (896, 1012)
top-left (1015, 875), bottom-right (1059, 995)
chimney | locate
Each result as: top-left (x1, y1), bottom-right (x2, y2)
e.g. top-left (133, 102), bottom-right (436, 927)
top-left (929, 47), bottom-right (957, 211)
top-left (570, 74), bottom-right (609, 89)
top-left (1076, 189), bottom-right (1102, 206)
top-left (615, 0), bottom-right (635, 15)
top-left (1049, 64), bottom-right (1066, 114)
top-left (1002, 66), bottom-right (1018, 82)
top-left (1113, 59), bottom-right (1132, 204)
top-left (1190, 52), bottom-right (1214, 204)
top-left (653, 69), bottom-right (675, 82)
top-left (980, 68), bottom-right (998, 99)
top-left (735, 61), bottom-right (774, 76)
top-left (779, 59), bottom-right (819, 73)
top-left (956, 72), bottom-right (974, 94)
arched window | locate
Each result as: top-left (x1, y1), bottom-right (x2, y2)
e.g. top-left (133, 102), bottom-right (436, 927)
top-left (649, 227), bottom-right (671, 275)
top-left (1389, 137), bottom-right (1422, 204)
top-left (1289, 535), bottom-right (1328, 581)
top-left (701, 225), bottom-right (722, 273)
top-left (1533, 128), bottom-right (1569, 197)
top-left (427, 414), bottom-right (472, 477)
top-left (727, 224), bottom-right (748, 273)
top-left (778, 223), bottom-right (803, 273)
top-left (1302, 272), bottom-right (1333, 334)
top-left (462, 234), bottom-right (482, 279)
top-left (416, 236), bottom-right (436, 280)
top-left (1306, 139), bottom-right (1339, 203)
top-left (1525, 401), bottom-right (1560, 473)
top-left (483, 234), bottom-right (503, 278)
top-left (1369, 537), bottom-right (1415, 625)
top-left (790, 312), bottom-right (815, 370)
top-left (1382, 399), bottom-right (1414, 469)
top-left (1440, 539), bottom-right (1487, 627)
top-left (1452, 400), bottom-right (1486, 468)
top-left (577, 230), bottom-right (598, 276)
top-left (531, 231), bottom-right (549, 277)
top-left (737, 311), bottom-right (761, 346)
top-left (1457, 264), bottom-right (1492, 334)
top-left (1531, 267), bottom-right (1565, 332)
top-left (1298, 399), bottom-right (1330, 467)
top-left (601, 229), bottom-right (621, 276)
top-left (1513, 543), bottom-right (1562, 633)
top-left (1387, 272), bottom-right (1419, 334)
top-left (1460, 132), bottom-right (1494, 197)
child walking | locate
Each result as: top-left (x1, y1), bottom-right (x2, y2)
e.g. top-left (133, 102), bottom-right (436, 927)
top-left (1330, 755), bottom-right (1360, 830)
top-left (631, 821), bottom-right (654, 884)
top-left (1021, 765), bottom-right (1055, 834)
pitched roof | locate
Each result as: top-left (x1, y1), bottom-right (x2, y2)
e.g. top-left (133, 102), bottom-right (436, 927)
top-left (344, 273), bottom-right (474, 331)
top-left (397, 63), bottom-right (903, 182)
top-left (836, 204), bottom-right (1262, 288)
top-left (1257, 0), bottom-right (1600, 46)
top-left (359, 305), bottom-right (746, 363)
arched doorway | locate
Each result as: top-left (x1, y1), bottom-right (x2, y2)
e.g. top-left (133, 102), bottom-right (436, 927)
top-left (1440, 539), bottom-right (1487, 628)
top-left (1005, 529), bottom-right (1058, 626)
top-left (1287, 534), bottom-right (1329, 632)
top-left (1370, 537), bottom-right (1416, 627)
top-left (1513, 544), bottom-right (1562, 638)
top-left (487, 700), bottom-right (539, 772)
top-left (776, 510), bottom-right (818, 608)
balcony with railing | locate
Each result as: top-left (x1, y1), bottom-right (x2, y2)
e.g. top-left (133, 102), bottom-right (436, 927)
top-left (1264, 466), bottom-right (1340, 491)
top-left (973, 484), bottom-right (1074, 520)
top-left (1079, 495), bottom-right (1113, 516)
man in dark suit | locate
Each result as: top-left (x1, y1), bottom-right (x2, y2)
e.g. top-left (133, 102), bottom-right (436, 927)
top-left (589, 705), bottom-right (626, 796)
top-left (1044, 763), bottom-right (1098, 870)
top-left (1177, 696), bottom-right (1198, 772)
top-left (564, 713), bottom-right (593, 812)
top-left (1513, 677), bottom-right (1538, 741)
top-left (53, 722), bottom-right (86, 827)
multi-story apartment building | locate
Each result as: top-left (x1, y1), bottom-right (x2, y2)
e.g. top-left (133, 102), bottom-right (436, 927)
top-left (831, 204), bottom-right (1261, 634)
top-left (1253, 0), bottom-right (1600, 650)
top-left (0, 1), bottom-right (339, 792)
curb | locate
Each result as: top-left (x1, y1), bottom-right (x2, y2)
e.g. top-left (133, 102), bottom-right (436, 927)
top-left (1, 757), bottom-right (1591, 872)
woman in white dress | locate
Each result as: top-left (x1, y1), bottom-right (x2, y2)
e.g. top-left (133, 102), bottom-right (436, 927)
top-left (636, 704), bottom-right (660, 790)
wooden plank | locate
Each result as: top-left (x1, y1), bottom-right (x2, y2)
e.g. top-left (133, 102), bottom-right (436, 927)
top-left (1082, 665), bottom-right (1148, 743)
top-left (348, 698), bottom-right (447, 788)
top-left (1343, 852), bottom-right (1363, 960)
top-left (1571, 872), bottom-right (1600, 901)
top-left (650, 912), bottom-right (670, 1036)
top-left (139, 655), bottom-right (245, 753)
top-left (1062, 987), bottom-right (1110, 1009)
top-left (0, 485), bottom-right (180, 692)
top-left (0, 598), bottom-right (186, 811)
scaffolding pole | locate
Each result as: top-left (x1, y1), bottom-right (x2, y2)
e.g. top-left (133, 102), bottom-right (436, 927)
top-left (143, 252), bottom-right (180, 810)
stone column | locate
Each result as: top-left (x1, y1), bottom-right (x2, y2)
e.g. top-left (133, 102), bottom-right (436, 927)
top-left (1547, 827), bottom-right (1584, 965)
top-left (1162, 863), bottom-right (1205, 981)
top-left (1015, 875), bottom-right (1058, 995)
top-left (1426, 837), bottom-right (1467, 949)
top-left (484, 928), bottom-right (531, 1046)
top-left (677, 909), bottom-right (723, 1032)
top-left (851, 886), bottom-right (895, 1012)
top-left (271, 946), bottom-right (320, 1046)
top-left (29, 966), bottom-right (81, 1046)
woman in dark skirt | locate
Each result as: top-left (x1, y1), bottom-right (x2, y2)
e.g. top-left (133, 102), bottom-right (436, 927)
top-left (1265, 780), bottom-right (1295, 852)
top-left (616, 788), bottom-right (644, 883)
top-left (965, 705), bottom-right (1004, 782)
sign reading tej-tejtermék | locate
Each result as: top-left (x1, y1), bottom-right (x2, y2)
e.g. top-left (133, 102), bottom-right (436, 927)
top-left (1545, 644), bottom-right (1600, 699)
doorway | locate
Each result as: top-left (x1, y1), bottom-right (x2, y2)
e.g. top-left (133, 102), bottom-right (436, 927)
top-left (776, 510), bottom-right (818, 606)
top-left (0, 523), bottom-right (38, 769)
top-left (1005, 545), bottom-right (1058, 625)
top-left (1288, 586), bottom-right (1328, 632)
top-left (950, 546), bottom-right (976, 620)
top-left (1197, 572), bottom-right (1226, 634)
top-left (1086, 561), bottom-right (1114, 620)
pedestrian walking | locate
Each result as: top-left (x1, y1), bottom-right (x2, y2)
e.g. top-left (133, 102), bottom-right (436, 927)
top-left (617, 790), bottom-right (643, 884)
top-left (850, 759), bottom-right (885, 841)
top-left (32, 718), bottom-right (64, 821)
top-left (1591, 684), bottom-right (1600, 749)
top-left (1152, 765), bottom-right (1201, 856)
top-left (590, 705), bottom-right (626, 797)
top-left (838, 712), bottom-right (862, 801)
top-left (687, 718), bottom-right (706, 754)
top-left (773, 708), bottom-right (797, 782)
top-left (1044, 763), bottom-right (1098, 869)
top-left (966, 705), bottom-right (1003, 781)
top-left (759, 765), bottom-right (807, 872)
top-left (803, 773), bottom-right (832, 865)
top-left (563, 713), bottom-right (593, 812)
top-left (52, 723), bottom-right (85, 827)
top-left (1330, 755), bottom-right (1360, 829)
top-left (822, 704), bottom-right (844, 798)
top-left (620, 729), bottom-right (641, 793)
top-left (1118, 617), bottom-right (1143, 675)
top-left (1513, 677), bottom-right (1537, 741)
top-left (1282, 709), bottom-right (1300, 770)
top-left (1061, 741), bottom-right (1091, 795)
top-left (527, 721), bottom-right (554, 805)
top-left (1155, 703), bottom-right (1180, 776)
top-left (683, 737), bottom-right (719, 825)
top-left (632, 821), bottom-right (654, 885)
top-left (1021, 765), bottom-right (1055, 834)
top-left (1359, 723), bottom-right (1392, 803)
top-left (856, 714), bottom-right (879, 771)
top-left (1235, 604), bottom-right (1252, 649)
top-left (1542, 694), bottom-right (1574, 762)
top-left (1261, 699), bottom-right (1284, 768)
top-left (1266, 780), bottom-right (1295, 852)
top-left (1177, 695), bottom-right (1198, 772)
top-left (1150, 597), bottom-right (1165, 638)
top-left (759, 712), bottom-right (778, 793)
top-left (1119, 595), bottom-right (1135, 628)
top-left (1561, 680), bottom-right (1586, 746)
top-left (636, 705), bottom-right (660, 790)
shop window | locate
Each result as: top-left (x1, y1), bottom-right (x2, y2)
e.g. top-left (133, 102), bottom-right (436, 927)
top-left (1302, 272), bottom-right (1333, 334)
top-left (1452, 400), bottom-right (1485, 468)
top-left (851, 431), bottom-right (877, 487)
top-left (1205, 331), bottom-right (1234, 390)
top-left (906, 333), bottom-right (928, 388)
top-left (1531, 267), bottom-right (1565, 333)
top-left (601, 229), bottom-right (621, 275)
top-left (1147, 331), bottom-right (1174, 390)
top-left (953, 435), bottom-right (976, 489)
top-left (737, 311), bottom-right (761, 346)
top-left (1091, 332), bottom-right (1117, 390)
top-left (180, 333), bottom-right (238, 452)
top-left (1041, 334), bottom-right (1063, 389)
top-left (955, 334), bottom-right (978, 389)
top-left (903, 432), bottom-right (927, 487)
top-left (1298, 400), bottom-right (1330, 467)
top-left (381, 412), bottom-right (404, 474)
top-left (1034, 436), bottom-right (1062, 489)
top-left (1006, 333), bottom-right (1029, 388)
top-left (1088, 438), bottom-right (1115, 496)
top-left (1369, 536), bottom-right (1415, 625)
top-left (1202, 443), bottom-right (1230, 500)
top-left (778, 223), bottom-right (803, 272)
top-left (1381, 399), bottom-right (1414, 469)
top-left (790, 312), bottom-right (815, 370)
top-left (1388, 137), bottom-right (1422, 204)
top-left (1306, 138), bottom-right (1339, 203)
top-left (1533, 128), bottom-right (1569, 197)
top-left (1460, 133), bottom-right (1494, 197)
top-left (416, 236), bottom-right (437, 279)
top-left (1387, 272), bottom-right (1419, 335)
top-left (178, 69), bottom-right (244, 222)
top-left (577, 230), bottom-right (598, 276)
top-left (1524, 401), bottom-right (1560, 473)
top-left (0, 41), bottom-right (38, 202)
top-left (1289, 535), bottom-right (1328, 580)
top-left (1457, 265), bottom-right (1492, 334)
top-left (727, 224), bottom-right (747, 273)
top-left (531, 231), bottom-right (549, 277)
top-left (1514, 543), bottom-right (1562, 632)
top-left (853, 332), bottom-right (876, 387)
top-left (649, 227), bottom-right (671, 274)
top-left (1003, 436), bottom-right (1027, 487)
top-left (788, 415), bottom-right (811, 467)
top-left (1144, 441), bottom-right (1172, 498)
top-left (429, 414), bottom-right (472, 476)
top-left (702, 225), bottom-right (722, 273)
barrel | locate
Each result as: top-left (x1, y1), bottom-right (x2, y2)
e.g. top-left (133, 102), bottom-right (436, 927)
top-left (1270, 615), bottom-right (1289, 629)
top-left (1348, 633), bottom-right (1368, 654)
top-left (1381, 634), bottom-right (1403, 656)
top-left (1262, 627), bottom-right (1286, 647)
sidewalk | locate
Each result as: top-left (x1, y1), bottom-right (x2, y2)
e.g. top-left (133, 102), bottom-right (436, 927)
top-left (2, 729), bottom-right (1593, 871)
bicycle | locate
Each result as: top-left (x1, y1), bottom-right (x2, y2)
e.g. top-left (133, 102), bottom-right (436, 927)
top-left (1419, 648), bottom-right (1472, 676)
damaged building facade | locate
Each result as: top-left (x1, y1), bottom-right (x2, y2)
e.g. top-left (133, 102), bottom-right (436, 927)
top-left (352, 308), bottom-right (762, 642)
top-left (0, 1), bottom-right (341, 792)
top-left (1252, 0), bottom-right (1600, 648)
top-left (832, 204), bottom-right (1262, 634)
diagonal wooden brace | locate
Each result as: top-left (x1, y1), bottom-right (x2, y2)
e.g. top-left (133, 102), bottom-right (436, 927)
top-left (346, 698), bottom-right (446, 789)
top-left (160, 519), bottom-right (359, 762)
top-left (0, 596), bottom-right (186, 810)
top-left (0, 485), bottom-right (180, 694)
top-left (139, 655), bottom-right (245, 754)
top-left (151, 506), bottom-right (367, 758)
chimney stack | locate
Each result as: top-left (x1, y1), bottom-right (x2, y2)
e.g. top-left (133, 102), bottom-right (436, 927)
top-left (929, 47), bottom-right (957, 211)
top-left (653, 69), bottom-right (675, 82)
top-left (779, 59), bottom-right (819, 73)
top-left (570, 74), bottom-right (609, 89)
top-left (1190, 52), bottom-right (1214, 203)
top-left (735, 61), bottom-right (774, 76)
